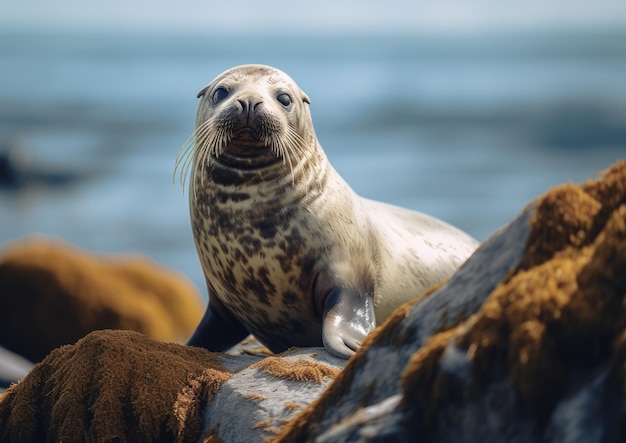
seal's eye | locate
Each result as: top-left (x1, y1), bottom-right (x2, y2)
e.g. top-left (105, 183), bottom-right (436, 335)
top-left (277, 93), bottom-right (292, 107)
top-left (213, 87), bottom-right (228, 104)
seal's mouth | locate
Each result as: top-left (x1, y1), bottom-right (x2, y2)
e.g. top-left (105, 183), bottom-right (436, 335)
top-left (227, 127), bottom-right (274, 157)
top-left (233, 127), bottom-right (260, 140)
top-left (230, 127), bottom-right (269, 148)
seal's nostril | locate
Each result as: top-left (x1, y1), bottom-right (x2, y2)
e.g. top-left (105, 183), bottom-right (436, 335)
top-left (237, 99), bottom-right (262, 116)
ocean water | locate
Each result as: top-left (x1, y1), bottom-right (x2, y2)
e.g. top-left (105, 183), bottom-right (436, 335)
top-left (0, 30), bottom-right (625, 293)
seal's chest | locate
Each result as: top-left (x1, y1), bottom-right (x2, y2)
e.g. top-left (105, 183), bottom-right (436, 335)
top-left (199, 219), bottom-right (324, 349)
top-left (191, 188), bottom-right (327, 344)
top-left (197, 212), bottom-right (318, 305)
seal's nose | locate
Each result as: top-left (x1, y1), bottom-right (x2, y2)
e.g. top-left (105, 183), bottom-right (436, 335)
top-left (237, 98), bottom-right (263, 123)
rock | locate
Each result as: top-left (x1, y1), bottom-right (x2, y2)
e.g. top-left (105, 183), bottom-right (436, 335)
top-left (203, 349), bottom-right (343, 442)
top-left (0, 330), bottom-right (232, 442)
top-left (0, 329), bottom-right (343, 442)
top-left (0, 237), bottom-right (204, 363)
top-left (274, 160), bottom-right (626, 442)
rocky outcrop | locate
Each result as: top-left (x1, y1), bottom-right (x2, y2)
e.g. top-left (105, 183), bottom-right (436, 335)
top-left (0, 237), bottom-right (204, 363)
top-left (0, 330), bottom-right (343, 442)
top-left (0, 161), bottom-right (624, 442)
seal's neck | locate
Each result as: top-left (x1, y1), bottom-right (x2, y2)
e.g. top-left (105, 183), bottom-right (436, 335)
top-left (191, 140), bottom-right (328, 209)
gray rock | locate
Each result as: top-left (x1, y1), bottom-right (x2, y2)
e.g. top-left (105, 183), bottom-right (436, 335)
top-left (204, 348), bottom-right (345, 442)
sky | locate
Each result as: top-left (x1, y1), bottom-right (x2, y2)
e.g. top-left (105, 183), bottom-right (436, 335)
top-left (2, 0), bottom-right (626, 34)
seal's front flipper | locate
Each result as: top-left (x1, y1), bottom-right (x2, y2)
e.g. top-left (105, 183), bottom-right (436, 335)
top-left (321, 288), bottom-right (376, 359)
top-left (187, 296), bottom-right (249, 351)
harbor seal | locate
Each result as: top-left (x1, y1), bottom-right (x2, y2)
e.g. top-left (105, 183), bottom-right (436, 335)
top-left (176, 64), bottom-right (479, 358)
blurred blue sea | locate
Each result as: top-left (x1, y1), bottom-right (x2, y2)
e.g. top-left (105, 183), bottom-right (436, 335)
top-left (1, 29), bottom-right (625, 293)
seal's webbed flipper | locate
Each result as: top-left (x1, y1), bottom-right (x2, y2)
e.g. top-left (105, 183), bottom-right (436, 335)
top-left (187, 297), bottom-right (249, 351)
top-left (321, 288), bottom-right (376, 359)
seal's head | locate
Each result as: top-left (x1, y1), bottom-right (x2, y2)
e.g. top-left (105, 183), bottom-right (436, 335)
top-left (175, 64), bottom-right (315, 190)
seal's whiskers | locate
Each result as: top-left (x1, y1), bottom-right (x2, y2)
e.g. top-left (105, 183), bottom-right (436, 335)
top-left (267, 132), bottom-right (296, 187)
top-left (174, 118), bottom-right (213, 191)
top-left (283, 126), bottom-right (317, 192)
top-left (174, 118), bottom-right (232, 199)
top-left (173, 128), bottom-right (197, 189)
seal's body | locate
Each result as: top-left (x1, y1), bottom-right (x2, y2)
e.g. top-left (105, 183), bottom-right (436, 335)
top-left (179, 64), bottom-right (478, 358)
